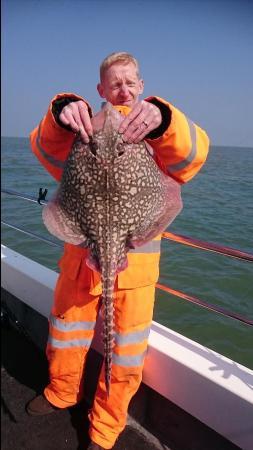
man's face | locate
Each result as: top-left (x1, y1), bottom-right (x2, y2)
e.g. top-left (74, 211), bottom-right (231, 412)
top-left (97, 62), bottom-right (144, 108)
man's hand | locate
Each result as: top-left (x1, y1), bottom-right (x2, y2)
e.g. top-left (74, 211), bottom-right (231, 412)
top-left (118, 100), bottom-right (162, 143)
top-left (59, 100), bottom-right (93, 143)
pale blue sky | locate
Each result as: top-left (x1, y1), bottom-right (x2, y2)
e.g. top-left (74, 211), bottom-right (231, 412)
top-left (2, 0), bottom-right (253, 146)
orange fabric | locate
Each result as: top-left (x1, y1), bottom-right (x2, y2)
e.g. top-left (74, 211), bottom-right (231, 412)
top-left (45, 288), bottom-right (99, 407)
top-left (45, 274), bottom-right (155, 449)
top-left (55, 234), bottom-right (161, 300)
top-left (30, 92), bottom-right (209, 184)
top-left (30, 93), bottom-right (91, 181)
top-left (113, 105), bottom-right (131, 115)
top-left (145, 96), bottom-right (210, 183)
top-left (117, 234), bottom-right (161, 289)
top-left (89, 285), bottom-right (156, 448)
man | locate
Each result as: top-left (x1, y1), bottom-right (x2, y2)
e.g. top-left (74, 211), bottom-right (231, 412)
top-left (27, 52), bottom-right (209, 449)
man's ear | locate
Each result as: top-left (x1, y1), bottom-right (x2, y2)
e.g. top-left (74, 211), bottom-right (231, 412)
top-left (139, 79), bottom-right (144, 95)
top-left (97, 83), bottom-right (105, 98)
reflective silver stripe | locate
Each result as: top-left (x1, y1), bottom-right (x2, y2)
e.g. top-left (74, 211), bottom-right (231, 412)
top-left (36, 122), bottom-right (65, 169)
top-left (115, 326), bottom-right (150, 346)
top-left (48, 336), bottom-right (92, 348)
top-left (129, 240), bottom-right (161, 254)
top-left (112, 351), bottom-right (146, 367)
top-left (49, 314), bottom-right (96, 332)
top-left (168, 117), bottom-right (197, 173)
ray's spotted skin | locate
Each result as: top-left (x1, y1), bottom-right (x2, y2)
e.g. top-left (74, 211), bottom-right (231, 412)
top-left (42, 103), bottom-right (183, 396)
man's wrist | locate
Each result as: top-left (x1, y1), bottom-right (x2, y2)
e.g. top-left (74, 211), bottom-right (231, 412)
top-left (52, 97), bottom-right (80, 130)
top-left (145, 98), bottom-right (172, 139)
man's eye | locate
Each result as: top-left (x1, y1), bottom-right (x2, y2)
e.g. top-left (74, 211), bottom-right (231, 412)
top-left (90, 141), bottom-right (98, 156)
top-left (117, 143), bottom-right (125, 157)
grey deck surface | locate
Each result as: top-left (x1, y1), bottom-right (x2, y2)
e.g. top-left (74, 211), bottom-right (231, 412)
top-left (1, 320), bottom-right (166, 450)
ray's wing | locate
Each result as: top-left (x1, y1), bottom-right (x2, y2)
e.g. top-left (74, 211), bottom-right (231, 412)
top-left (129, 170), bottom-right (183, 248)
top-left (42, 190), bottom-right (89, 246)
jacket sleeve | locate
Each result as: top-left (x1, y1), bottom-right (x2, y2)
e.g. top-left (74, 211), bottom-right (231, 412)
top-left (30, 93), bottom-right (92, 182)
top-left (145, 96), bottom-right (210, 184)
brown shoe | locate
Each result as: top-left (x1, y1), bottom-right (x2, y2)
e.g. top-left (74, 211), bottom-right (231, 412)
top-left (87, 442), bottom-right (106, 449)
top-left (26, 394), bottom-right (60, 416)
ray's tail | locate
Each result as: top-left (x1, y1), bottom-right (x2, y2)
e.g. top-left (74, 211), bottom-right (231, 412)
top-left (101, 261), bottom-right (117, 398)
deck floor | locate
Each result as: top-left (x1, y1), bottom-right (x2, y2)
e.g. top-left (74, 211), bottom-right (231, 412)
top-left (1, 321), bottom-right (167, 450)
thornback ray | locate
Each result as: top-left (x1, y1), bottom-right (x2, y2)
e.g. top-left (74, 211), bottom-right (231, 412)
top-left (42, 102), bottom-right (183, 397)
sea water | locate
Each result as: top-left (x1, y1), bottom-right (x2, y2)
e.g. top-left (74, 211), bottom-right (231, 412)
top-left (1, 137), bottom-right (253, 368)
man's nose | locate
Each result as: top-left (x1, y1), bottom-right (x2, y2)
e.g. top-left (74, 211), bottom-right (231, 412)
top-left (120, 84), bottom-right (128, 95)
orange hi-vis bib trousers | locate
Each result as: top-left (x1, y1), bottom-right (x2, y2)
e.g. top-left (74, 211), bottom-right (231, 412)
top-left (45, 238), bottom-right (161, 449)
top-left (30, 94), bottom-right (209, 448)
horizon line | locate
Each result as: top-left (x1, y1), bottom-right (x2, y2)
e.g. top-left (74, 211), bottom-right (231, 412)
top-left (1, 135), bottom-right (253, 150)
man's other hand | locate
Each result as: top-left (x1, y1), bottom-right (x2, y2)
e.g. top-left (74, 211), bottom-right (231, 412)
top-left (59, 101), bottom-right (93, 143)
top-left (118, 100), bottom-right (162, 143)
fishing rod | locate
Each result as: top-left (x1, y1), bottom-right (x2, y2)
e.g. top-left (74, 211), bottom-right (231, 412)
top-left (1, 188), bottom-right (48, 206)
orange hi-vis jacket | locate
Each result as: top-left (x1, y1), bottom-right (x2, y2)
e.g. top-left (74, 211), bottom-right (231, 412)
top-left (30, 93), bottom-right (209, 295)
top-left (30, 93), bottom-right (209, 449)
top-left (31, 93), bottom-right (209, 184)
